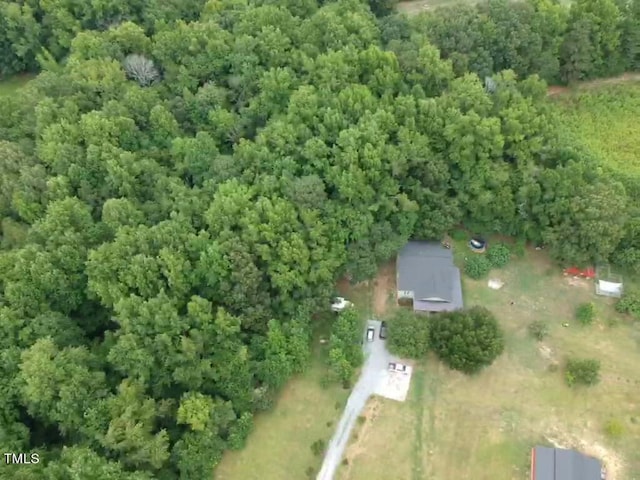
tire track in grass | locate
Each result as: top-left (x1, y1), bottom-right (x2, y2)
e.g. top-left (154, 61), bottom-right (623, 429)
top-left (411, 366), bottom-right (426, 480)
top-left (421, 364), bottom-right (440, 479)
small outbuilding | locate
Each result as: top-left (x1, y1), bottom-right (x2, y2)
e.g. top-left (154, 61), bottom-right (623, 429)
top-left (396, 241), bottom-right (463, 313)
top-left (595, 264), bottom-right (623, 298)
top-left (531, 446), bottom-right (605, 480)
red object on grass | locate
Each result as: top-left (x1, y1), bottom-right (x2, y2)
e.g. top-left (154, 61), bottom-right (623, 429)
top-left (563, 267), bottom-right (595, 278)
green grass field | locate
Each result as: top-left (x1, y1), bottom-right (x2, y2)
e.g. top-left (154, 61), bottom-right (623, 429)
top-left (553, 81), bottom-right (640, 176)
top-left (0, 74), bottom-right (33, 96)
top-left (338, 242), bottom-right (640, 480)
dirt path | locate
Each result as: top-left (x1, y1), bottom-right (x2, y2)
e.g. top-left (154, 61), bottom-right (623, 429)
top-left (372, 260), bottom-right (396, 317)
top-left (547, 72), bottom-right (640, 96)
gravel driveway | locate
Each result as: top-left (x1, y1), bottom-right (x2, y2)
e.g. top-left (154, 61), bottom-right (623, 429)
top-left (316, 320), bottom-right (391, 480)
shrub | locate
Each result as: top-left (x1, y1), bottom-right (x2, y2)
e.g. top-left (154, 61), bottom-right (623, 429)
top-left (310, 439), bottom-right (326, 456)
top-left (464, 255), bottom-right (492, 279)
top-left (615, 290), bottom-right (640, 318)
top-left (387, 309), bottom-right (430, 358)
top-left (227, 412), bottom-right (254, 450)
top-left (604, 418), bottom-right (625, 439)
top-left (329, 308), bottom-right (364, 367)
top-left (486, 243), bottom-right (511, 268)
top-left (430, 307), bottom-right (505, 374)
top-left (513, 238), bottom-right (526, 258)
top-left (575, 302), bottom-right (595, 325)
top-left (528, 320), bottom-right (549, 340)
top-left (564, 358), bottom-right (600, 387)
top-left (451, 229), bottom-right (467, 241)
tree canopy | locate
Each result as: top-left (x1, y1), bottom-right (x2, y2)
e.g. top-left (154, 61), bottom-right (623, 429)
top-left (0, 0), bottom-right (638, 477)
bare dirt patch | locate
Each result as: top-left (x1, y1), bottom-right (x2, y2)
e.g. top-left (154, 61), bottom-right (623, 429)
top-left (373, 259), bottom-right (396, 317)
top-left (564, 276), bottom-right (592, 289)
top-left (537, 344), bottom-right (554, 361)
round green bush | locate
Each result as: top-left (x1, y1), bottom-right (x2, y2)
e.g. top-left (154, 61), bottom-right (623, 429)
top-left (430, 307), bottom-right (505, 374)
top-left (564, 358), bottom-right (600, 387)
top-left (615, 290), bottom-right (640, 318)
top-left (486, 243), bottom-right (511, 268)
top-left (387, 309), bottom-right (430, 358)
top-left (575, 302), bottom-right (595, 325)
top-left (464, 255), bottom-right (492, 279)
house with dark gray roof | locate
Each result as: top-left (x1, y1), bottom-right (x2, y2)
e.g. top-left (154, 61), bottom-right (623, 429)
top-left (531, 446), bottom-right (605, 480)
top-left (396, 241), bottom-right (463, 312)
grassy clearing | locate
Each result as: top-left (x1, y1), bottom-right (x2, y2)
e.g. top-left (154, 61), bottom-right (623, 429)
top-left (396, 0), bottom-right (479, 15)
top-left (215, 360), bottom-right (349, 480)
top-left (339, 241), bottom-right (640, 480)
top-left (553, 81), bottom-right (640, 176)
top-left (0, 74), bottom-right (33, 96)
top-left (216, 281), bottom-right (374, 480)
top-left (396, 0), bottom-right (572, 16)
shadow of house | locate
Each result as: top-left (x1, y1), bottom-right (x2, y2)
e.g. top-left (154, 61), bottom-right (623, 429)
top-left (531, 446), bottom-right (605, 480)
top-left (396, 241), bottom-right (463, 313)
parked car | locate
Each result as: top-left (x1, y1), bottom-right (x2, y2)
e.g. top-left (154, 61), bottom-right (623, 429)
top-left (331, 297), bottom-right (353, 312)
top-left (388, 362), bottom-right (407, 373)
top-left (366, 327), bottom-right (375, 342)
top-left (379, 321), bottom-right (387, 339)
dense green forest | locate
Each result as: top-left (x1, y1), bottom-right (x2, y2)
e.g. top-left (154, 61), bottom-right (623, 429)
top-left (1, 0), bottom-right (640, 477)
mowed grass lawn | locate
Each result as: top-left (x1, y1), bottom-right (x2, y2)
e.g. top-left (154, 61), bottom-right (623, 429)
top-left (554, 81), bottom-right (640, 176)
top-left (338, 246), bottom-right (640, 480)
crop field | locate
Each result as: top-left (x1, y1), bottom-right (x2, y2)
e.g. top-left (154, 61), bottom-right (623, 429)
top-left (552, 80), bottom-right (640, 176)
top-left (337, 243), bottom-right (640, 480)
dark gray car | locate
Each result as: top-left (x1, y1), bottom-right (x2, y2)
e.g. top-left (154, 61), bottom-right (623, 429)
top-left (379, 321), bottom-right (387, 339)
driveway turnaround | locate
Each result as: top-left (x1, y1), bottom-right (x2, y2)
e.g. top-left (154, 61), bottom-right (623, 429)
top-left (316, 320), bottom-right (392, 480)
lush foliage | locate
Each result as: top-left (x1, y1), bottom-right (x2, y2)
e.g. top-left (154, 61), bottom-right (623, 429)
top-left (0, 0), bottom-right (638, 476)
top-left (328, 308), bottom-right (364, 384)
top-left (486, 243), bottom-right (511, 268)
top-left (528, 320), bottom-right (549, 340)
top-left (615, 290), bottom-right (640, 318)
top-left (402, 0), bottom-right (640, 86)
top-left (464, 255), bottom-right (493, 279)
top-left (430, 307), bottom-right (505, 374)
top-left (386, 308), bottom-right (431, 358)
top-left (565, 358), bottom-right (601, 386)
top-left (576, 302), bottom-right (596, 325)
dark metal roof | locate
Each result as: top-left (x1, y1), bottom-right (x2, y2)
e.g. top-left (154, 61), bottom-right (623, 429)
top-left (533, 447), bottom-right (603, 480)
top-left (397, 241), bottom-right (463, 311)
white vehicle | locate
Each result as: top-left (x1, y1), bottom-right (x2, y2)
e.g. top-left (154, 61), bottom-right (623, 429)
top-left (388, 362), bottom-right (407, 373)
top-left (331, 297), bottom-right (353, 312)
top-left (366, 327), bottom-right (375, 342)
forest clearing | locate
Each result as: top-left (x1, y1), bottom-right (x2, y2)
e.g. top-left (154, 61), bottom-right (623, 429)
top-left (336, 244), bottom-right (640, 480)
top-left (0, 74), bottom-right (32, 96)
